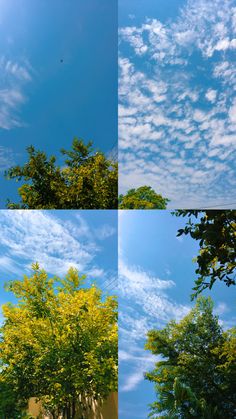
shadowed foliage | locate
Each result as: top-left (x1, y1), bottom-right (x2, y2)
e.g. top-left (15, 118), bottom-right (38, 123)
top-left (174, 210), bottom-right (236, 298)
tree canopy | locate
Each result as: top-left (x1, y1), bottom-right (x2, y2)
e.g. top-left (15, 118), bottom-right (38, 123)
top-left (0, 264), bottom-right (118, 418)
top-left (174, 210), bottom-right (236, 298)
top-left (118, 186), bottom-right (169, 209)
top-left (5, 139), bottom-right (118, 209)
top-left (145, 297), bottom-right (236, 418)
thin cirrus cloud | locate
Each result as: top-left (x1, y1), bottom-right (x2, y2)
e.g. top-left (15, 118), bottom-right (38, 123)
top-left (0, 146), bottom-right (14, 171)
top-left (0, 211), bottom-right (114, 281)
top-left (118, 258), bottom-right (191, 392)
top-left (119, 0), bottom-right (236, 208)
top-left (0, 56), bottom-right (33, 130)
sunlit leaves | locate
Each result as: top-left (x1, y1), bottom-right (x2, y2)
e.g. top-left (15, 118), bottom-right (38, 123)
top-left (5, 138), bottom-right (118, 209)
top-left (119, 186), bottom-right (169, 209)
top-left (0, 265), bottom-right (118, 415)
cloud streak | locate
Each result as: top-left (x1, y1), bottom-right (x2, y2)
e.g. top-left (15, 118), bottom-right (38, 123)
top-left (0, 56), bottom-right (33, 130)
top-left (0, 211), bottom-right (116, 287)
top-left (118, 257), bottom-right (191, 392)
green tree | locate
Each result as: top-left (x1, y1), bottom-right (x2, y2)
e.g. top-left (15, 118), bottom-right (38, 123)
top-left (174, 210), bottom-right (236, 298)
top-left (0, 264), bottom-right (118, 418)
top-left (118, 186), bottom-right (169, 209)
top-left (145, 297), bottom-right (236, 418)
top-left (5, 139), bottom-right (118, 209)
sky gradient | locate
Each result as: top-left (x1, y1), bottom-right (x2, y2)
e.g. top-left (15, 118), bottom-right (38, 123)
top-left (118, 210), bottom-right (235, 419)
top-left (0, 0), bottom-right (117, 207)
top-left (119, 0), bottom-right (236, 208)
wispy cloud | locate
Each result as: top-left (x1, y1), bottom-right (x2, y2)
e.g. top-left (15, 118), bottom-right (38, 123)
top-left (119, 260), bottom-right (190, 324)
top-left (0, 55), bottom-right (33, 129)
top-left (0, 211), bottom-right (113, 283)
top-left (0, 146), bottom-right (14, 171)
top-left (119, 0), bottom-right (236, 208)
top-left (95, 224), bottom-right (117, 240)
top-left (118, 257), bottom-right (191, 392)
top-left (121, 369), bottom-right (145, 392)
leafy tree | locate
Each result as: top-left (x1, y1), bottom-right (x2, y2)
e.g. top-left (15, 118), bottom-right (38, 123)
top-left (174, 210), bottom-right (236, 298)
top-left (145, 297), bottom-right (236, 418)
top-left (118, 186), bottom-right (169, 209)
top-left (5, 139), bottom-right (118, 209)
top-left (0, 264), bottom-right (118, 418)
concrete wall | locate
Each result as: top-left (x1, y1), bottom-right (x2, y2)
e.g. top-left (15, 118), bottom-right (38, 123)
top-left (28, 393), bottom-right (118, 419)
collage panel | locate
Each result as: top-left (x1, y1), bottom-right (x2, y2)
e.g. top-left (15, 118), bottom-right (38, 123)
top-left (119, 0), bottom-right (236, 209)
top-left (0, 210), bottom-right (118, 418)
top-left (0, 0), bottom-right (235, 418)
top-left (0, 0), bottom-right (117, 210)
top-left (119, 210), bottom-right (236, 418)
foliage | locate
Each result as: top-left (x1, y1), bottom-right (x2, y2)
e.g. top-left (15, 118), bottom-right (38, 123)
top-left (0, 264), bottom-right (118, 418)
top-left (174, 210), bottom-right (236, 298)
top-left (145, 297), bottom-right (236, 418)
top-left (5, 139), bottom-right (118, 209)
top-left (118, 186), bottom-right (169, 209)
top-left (0, 379), bottom-right (28, 419)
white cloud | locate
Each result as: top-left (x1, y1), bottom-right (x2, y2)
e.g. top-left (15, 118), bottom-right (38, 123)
top-left (119, 260), bottom-right (190, 323)
top-left (95, 224), bottom-right (116, 240)
top-left (118, 256), bottom-right (190, 393)
top-left (205, 89), bottom-right (217, 103)
top-left (229, 100), bottom-right (236, 124)
top-left (0, 146), bottom-right (14, 171)
top-left (0, 211), bottom-right (100, 277)
top-left (214, 302), bottom-right (230, 316)
top-left (0, 57), bottom-right (32, 82)
top-left (119, 0), bottom-right (236, 208)
top-left (121, 370), bottom-right (144, 392)
top-left (0, 55), bottom-right (33, 129)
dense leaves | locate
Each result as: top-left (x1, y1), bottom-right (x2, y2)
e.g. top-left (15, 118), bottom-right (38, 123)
top-left (145, 297), bottom-right (236, 418)
top-left (175, 210), bottom-right (236, 298)
top-left (118, 186), bottom-right (169, 209)
top-left (0, 264), bottom-right (118, 418)
top-left (5, 139), bottom-right (118, 209)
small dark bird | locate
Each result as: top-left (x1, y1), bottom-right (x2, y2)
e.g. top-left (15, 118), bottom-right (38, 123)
top-left (60, 59), bottom-right (63, 63)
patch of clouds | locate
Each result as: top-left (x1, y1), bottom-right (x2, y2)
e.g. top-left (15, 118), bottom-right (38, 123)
top-left (119, 0), bottom-right (236, 208)
top-left (205, 89), bottom-right (217, 103)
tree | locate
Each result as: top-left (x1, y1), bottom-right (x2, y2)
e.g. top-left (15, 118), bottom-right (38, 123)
top-left (0, 264), bottom-right (118, 418)
top-left (118, 186), bottom-right (169, 209)
top-left (175, 210), bottom-right (236, 298)
top-left (5, 139), bottom-right (118, 209)
top-left (145, 297), bottom-right (236, 418)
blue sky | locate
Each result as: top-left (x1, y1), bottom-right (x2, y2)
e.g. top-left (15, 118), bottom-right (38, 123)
top-left (0, 210), bottom-right (117, 320)
top-left (119, 0), bottom-right (236, 208)
top-left (118, 211), bottom-right (236, 419)
top-left (0, 0), bottom-right (117, 207)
